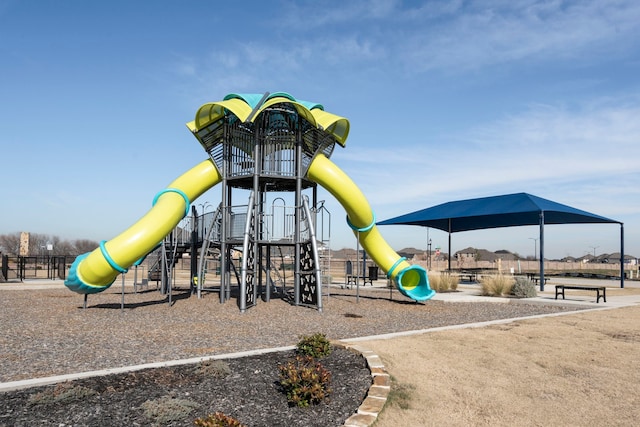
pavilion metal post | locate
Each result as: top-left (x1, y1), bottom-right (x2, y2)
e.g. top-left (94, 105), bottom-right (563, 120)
top-left (539, 211), bottom-right (545, 292)
top-left (620, 223), bottom-right (625, 288)
top-left (447, 218), bottom-right (452, 271)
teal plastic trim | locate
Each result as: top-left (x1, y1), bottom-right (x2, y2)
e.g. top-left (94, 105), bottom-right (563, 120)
top-left (153, 187), bottom-right (190, 217)
top-left (223, 92), bottom-right (324, 111)
top-left (297, 99), bottom-right (324, 111)
top-left (64, 253), bottom-right (116, 294)
top-left (386, 257), bottom-right (407, 279)
top-left (223, 93), bottom-right (266, 108)
top-left (100, 240), bottom-right (127, 273)
top-left (346, 212), bottom-right (376, 233)
top-left (266, 91), bottom-right (296, 102)
top-left (395, 265), bottom-right (436, 301)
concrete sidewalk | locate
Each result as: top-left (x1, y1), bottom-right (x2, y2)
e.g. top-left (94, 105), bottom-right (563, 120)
top-left (335, 275), bottom-right (640, 308)
top-left (5, 276), bottom-right (640, 308)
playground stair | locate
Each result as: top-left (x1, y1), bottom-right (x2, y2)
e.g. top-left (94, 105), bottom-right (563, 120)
top-left (148, 244), bottom-right (189, 281)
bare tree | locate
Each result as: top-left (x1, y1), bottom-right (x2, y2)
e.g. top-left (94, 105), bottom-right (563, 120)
top-left (73, 239), bottom-right (99, 255)
top-left (0, 233), bottom-right (21, 255)
top-left (0, 233), bottom-right (99, 256)
top-left (27, 233), bottom-right (53, 256)
top-left (55, 240), bottom-right (76, 255)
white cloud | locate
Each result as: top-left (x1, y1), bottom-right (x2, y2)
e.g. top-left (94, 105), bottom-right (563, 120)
top-left (279, 0), bottom-right (401, 29)
top-left (177, 1), bottom-right (640, 97)
top-left (396, 0), bottom-right (640, 73)
top-left (336, 94), bottom-right (640, 214)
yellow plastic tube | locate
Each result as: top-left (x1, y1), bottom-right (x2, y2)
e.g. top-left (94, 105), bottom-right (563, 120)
top-left (307, 154), bottom-right (434, 301)
top-left (65, 159), bottom-right (222, 294)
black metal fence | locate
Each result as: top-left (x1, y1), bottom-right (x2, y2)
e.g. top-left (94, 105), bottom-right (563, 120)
top-left (1, 255), bottom-right (73, 281)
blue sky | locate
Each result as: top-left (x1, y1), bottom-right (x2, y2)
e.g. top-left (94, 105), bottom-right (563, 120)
top-left (1, 0), bottom-right (639, 260)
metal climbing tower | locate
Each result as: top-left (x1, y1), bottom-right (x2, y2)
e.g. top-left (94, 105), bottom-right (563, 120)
top-left (189, 92), bottom-right (336, 311)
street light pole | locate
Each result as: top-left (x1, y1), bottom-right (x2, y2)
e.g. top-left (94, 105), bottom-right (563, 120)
top-left (426, 228), bottom-right (432, 270)
top-left (198, 202), bottom-right (212, 215)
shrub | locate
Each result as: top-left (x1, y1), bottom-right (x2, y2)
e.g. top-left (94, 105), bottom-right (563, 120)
top-left (278, 355), bottom-right (332, 407)
top-left (511, 276), bottom-right (537, 298)
top-left (446, 274), bottom-right (459, 291)
top-left (28, 383), bottom-right (97, 406)
top-left (140, 395), bottom-right (199, 424)
top-left (479, 274), bottom-right (514, 296)
top-left (296, 333), bottom-right (332, 358)
top-left (428, 272), bottom-right (459, 292)
top-left (195, 359), bottom-right (231, 378)
top-left (194, 411), bottom-right (246, 427)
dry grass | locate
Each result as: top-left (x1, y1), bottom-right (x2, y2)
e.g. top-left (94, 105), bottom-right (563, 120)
top-left (479, 274), bottom-right (514, 296)
top-left (428, 272), bottom-right (459, 292)
top-left (367, 305), bottom-right (640, 427)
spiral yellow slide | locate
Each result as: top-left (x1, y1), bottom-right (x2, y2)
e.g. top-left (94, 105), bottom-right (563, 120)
top-left (307, 154), bottom-right (435, 301)
top-left (64, 160), bottom-right (222, 294)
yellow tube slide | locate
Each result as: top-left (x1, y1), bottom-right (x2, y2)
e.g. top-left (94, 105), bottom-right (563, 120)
top-left (65, 159), bottom-right (222, 294)
top-left (307, 154), bottom-right (435, 301)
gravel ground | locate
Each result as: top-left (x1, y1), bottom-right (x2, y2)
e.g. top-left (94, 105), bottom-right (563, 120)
top-left (0, 284), bottom-right (586, 426)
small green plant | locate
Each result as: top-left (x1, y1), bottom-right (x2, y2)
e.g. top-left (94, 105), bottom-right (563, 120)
top-left (195, 359), bottom-right (231, 378)
top-left (296, 333), bottom-right (332, 358)
top-left (194, 411), bottom-right (246, 427)
top-left (511, 276), bottom-right (537, 298)
top-left (28, 383), bottom-right (97, 406)
top-left (278, 355), bottom-right (332, 407)
top-left (479, 274), bottom-right (514, 296)
top-left (140, 395), bottom-right (199, 425)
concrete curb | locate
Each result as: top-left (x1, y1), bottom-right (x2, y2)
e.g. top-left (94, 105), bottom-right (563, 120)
top-left (338, 342), bottom-right (390, 427)
top-left (0, 345), bottom-right (295, 393)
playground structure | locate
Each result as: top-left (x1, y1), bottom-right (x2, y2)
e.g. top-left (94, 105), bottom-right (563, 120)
top-left (64, 92), bottom-right (435, 310)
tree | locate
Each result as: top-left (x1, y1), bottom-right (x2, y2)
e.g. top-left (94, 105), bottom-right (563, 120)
top-left (73, 239), bottom-right (99, 255)
top-left (0, 233), bottom-right (98, 256)
top-left (0, 233), bottom-right (21, 255)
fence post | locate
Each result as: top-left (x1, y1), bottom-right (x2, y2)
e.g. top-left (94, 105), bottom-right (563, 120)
top-left (1, 255), bottom-right (7, 280)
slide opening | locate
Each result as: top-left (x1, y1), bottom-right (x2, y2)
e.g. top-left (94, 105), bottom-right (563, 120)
top-left (396, 265), bottom-right (435, 301)
top-left (65, 253), bottom-right (116, 294)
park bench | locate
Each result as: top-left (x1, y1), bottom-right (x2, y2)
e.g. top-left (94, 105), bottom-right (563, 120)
top-left (458, 271), bottom-right (478, 282)
top-left (344, 262), bottom-right (378, 288)
top-left (555, 284), bottom-right (606, 303)
top-left (525, 273), bottom-right (549, 286)
top-left (531, 276), bottom-right (549, 286)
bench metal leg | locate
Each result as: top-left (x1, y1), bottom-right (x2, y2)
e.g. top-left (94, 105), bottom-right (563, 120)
top-left (344, 275), bottom-right (356, 289)
top-left (597, 288), bottom-right (606, 303)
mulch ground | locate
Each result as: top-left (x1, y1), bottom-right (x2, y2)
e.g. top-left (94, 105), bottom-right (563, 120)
top-left (1, 347), bottom-right (370, 427)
